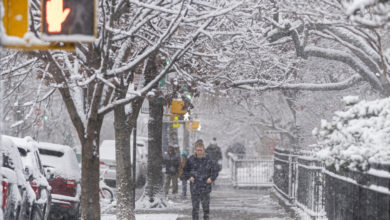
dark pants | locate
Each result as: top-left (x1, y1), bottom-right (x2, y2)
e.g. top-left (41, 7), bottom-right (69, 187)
top-left (191, 193), bottom-right (210, 220)
top-left (182, 180), bottom-right (187, 197)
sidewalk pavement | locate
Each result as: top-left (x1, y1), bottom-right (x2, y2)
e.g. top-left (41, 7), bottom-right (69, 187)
top-left (136, 174), bottom-right (294, 220)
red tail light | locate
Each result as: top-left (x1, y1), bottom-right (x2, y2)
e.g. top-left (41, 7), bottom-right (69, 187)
top-left (66, 179), bottom-right (76, 188)
top-left (2, 181), bottom-right (8, 209)
top-left (100, 161), bottom-right (105, 165)
top-left (29, 180), bottom-right (39, 196)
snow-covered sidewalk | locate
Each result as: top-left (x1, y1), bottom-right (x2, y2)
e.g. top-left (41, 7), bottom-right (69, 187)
top-left (102, 173), bottom-right (292, 220)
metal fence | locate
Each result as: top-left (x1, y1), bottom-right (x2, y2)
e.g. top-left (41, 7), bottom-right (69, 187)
top-left (273, 147), bottom-right (390, 220)
top-left (273, 148), bottom-right (326, 219)
top-left (273, 148), bottom-right (299, 201)
top-left (324, 164), bottom-right (390, 220)
top-left (296, 156), bottom-right (325, 218)
top-left (227, 153), bottom-right (273, 187)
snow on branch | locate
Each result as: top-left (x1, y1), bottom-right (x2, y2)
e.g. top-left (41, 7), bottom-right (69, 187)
top-left (107, 8), bottom-right (186, 76)
top-left (0, 58), bottom-right (38, 77)
top-left (345, 0), bottom-right (390, 28)
top-left (232, 74), bottom-right (363, 91)
top-left (305, 46), bottom-right (384, 91)
top-left (98, 18), bottom-right (214, 115)
top-left (129, 0), bottom-right (178, 14)
top-left (182, 3), bottom-right (241, 23)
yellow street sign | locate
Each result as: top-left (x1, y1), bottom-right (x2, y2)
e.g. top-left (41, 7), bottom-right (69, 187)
top-left (171, 100), bottom-right (186, 115)
top-left (3, 0), bottom-right (28, 38)
top-left (4, 42), bottom-right (75, 50)
top-left (191, 121), bottom-right (200, 129)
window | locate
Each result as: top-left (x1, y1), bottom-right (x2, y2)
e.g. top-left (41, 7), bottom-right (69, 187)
top-left (38, 149), bottom-right (64, 157)
top-left (17, 147), bottom-right (27, 157)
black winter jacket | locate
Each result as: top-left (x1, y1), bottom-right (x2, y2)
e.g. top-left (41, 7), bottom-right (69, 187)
top-left (183, 155), bottom-right (219, 195)
top-left (205, 144), bottom-right (222, 161)
top-left (163, 152), bottom-right (180, 174)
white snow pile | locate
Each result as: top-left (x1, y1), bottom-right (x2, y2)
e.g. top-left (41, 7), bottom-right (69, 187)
top-left (313, 96), bottom-right (390, 171)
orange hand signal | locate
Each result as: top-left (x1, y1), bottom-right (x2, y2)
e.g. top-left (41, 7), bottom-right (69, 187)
top-left (46, 0), bottom-right (70, 33)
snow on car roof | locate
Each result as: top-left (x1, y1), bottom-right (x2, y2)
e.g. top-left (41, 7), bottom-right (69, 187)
top-left (37, 142), bottom-right (68, 153)
top-left (37, 142), bottom-right (81, 180)
top-left (100, 140), bottom-right (142, 163)
top-left (3, 135), bottom-right (38, 151)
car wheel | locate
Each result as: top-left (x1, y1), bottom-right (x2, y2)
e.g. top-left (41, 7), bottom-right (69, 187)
top-left (50, 212), bottom-right (66, 220)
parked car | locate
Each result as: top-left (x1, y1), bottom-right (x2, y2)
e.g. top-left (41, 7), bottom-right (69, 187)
top-left (134, 137), bottom-right (148, 164)
top-left (99, 139), bottom-right (146, 189)
top-left (37, 142), bottom-right (81, 220)
top-left (1, 135), bottom-right (35, 220)
top-left (6, 135), bottom-right (52, 220)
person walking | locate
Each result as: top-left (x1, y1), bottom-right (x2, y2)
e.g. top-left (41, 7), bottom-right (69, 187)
top-left (178, 150), bottom-right (189, 199)
top-left (206, 137), bottom-right (223, 171)
top-left (163, 145), bottom-right (180, 196)
top-left (183, 139), bottom-right (219, 220)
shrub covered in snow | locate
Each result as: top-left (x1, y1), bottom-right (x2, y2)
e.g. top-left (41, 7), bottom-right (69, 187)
top-left (313, 96), bottom-right (390, 171)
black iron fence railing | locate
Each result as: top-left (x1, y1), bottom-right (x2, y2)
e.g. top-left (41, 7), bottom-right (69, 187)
top-left (273, 147), bottom-right (390, 220)
top-left (227, 148), bottom-right (390, 219)
top-left (324, 164), bottom-right (390, 220)
top-left (273, 148), bottom-right (326, 219)
top-left (296, 156), bottom-right (325, 218)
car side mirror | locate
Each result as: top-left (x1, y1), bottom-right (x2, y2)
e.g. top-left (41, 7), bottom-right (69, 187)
top-left (44, 167), bottom-right (54, 181)
top-left (24, 166), bottom-right (33, 181)
top-left (3, 154), bottom-right (15, 170)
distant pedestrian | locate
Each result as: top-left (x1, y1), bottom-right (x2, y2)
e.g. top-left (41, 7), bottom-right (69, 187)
top-left (206, 137), bottom-right (222, 171)
top-left (184, 139), bottom-right (219, 220)
top-left (163, 145), bottom-right (180, 196)
top-left (178, 150), bottom-right (189, 199)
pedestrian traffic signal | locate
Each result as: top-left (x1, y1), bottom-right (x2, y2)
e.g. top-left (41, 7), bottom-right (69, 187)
top-left (45, 0), bottom-right (70, 33)
top-left (41, 0), bottom-right (96, 42)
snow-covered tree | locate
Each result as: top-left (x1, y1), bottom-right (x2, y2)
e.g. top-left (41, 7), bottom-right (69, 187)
top-left (314, 96), bottom-right (390, 171)
top-left (2, 0), bottom-right (239, 219)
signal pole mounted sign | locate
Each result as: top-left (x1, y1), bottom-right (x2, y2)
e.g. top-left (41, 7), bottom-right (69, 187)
top-left (42, 0), bottom-right (96, 42)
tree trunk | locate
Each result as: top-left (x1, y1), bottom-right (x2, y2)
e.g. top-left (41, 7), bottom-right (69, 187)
top-left (168, 125), bottom-right (179, 147)
top-left (281, 91), bottom-right (299, 150)
top-left (162, 122), bottom-right (169, 153)
top-left (81, 117), bottom-right (103, 220)
top-left (114, 104), bottom-right (135, 220)
top-left (137, 96), bottom-right (166, 208)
